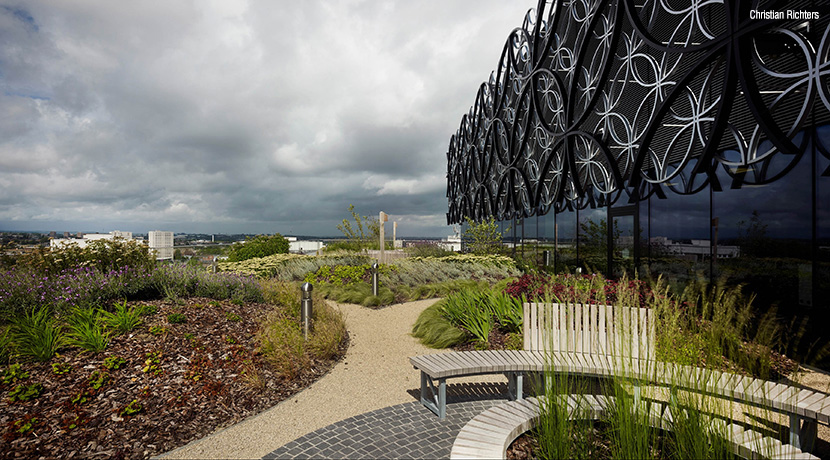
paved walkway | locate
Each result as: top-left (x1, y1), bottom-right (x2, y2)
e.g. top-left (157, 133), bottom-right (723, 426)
top-left (160, 298), bottom-right (501, 459)
top-left (265, 385), bottom-right (506, 459)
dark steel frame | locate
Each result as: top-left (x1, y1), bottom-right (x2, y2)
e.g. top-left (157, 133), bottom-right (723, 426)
top-left (447, 0), bottom-right (830, 224)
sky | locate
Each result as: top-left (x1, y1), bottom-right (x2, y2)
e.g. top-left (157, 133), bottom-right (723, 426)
top-left (0, 0), bottom-right (535, 237)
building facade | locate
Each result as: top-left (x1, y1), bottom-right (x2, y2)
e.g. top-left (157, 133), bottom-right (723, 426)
top-left (148, 231), bottom-right (174, 261)
top-left (446, 1), bottom-right (830, 332)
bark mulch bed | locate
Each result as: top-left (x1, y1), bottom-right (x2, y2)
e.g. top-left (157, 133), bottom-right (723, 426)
top-left (0, 297), bottom-right (347, 460)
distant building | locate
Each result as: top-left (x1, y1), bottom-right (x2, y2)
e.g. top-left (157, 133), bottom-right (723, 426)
top-left (50, 231), bottom-right (135, 250)
top-left (148, 231), bottom-right (174, 261)
top-left (286, 236), bottom-right (325, 254)
top-left (439, 234), bottom-right (462, 252)
top-left (649, 237), bottom-right (740, 261)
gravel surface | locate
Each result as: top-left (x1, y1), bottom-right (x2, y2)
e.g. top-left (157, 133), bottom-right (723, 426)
top-left (159, 298), bottom-right (497, 460)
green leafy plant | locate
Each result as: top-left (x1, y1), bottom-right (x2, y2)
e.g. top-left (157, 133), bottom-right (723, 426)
top-left (87, 370), bottom-right (109, 390)
top-left (101, 300), bottom-right (143, 334)
top-left (9, 383), bottom-right (44, 402)
top-left (411, 302), bottom-right (467, 348)
top-left (224, 335), bottom-right (237, 344)
top-left (3, 363), bottom-right (29, 384)
top-left (440, 289), bottom-right (494, 348)
top-left (103, 356), bottom-right (126, 370)
top-left (9, 307), bottom-right (64, 362)
top-left (139, 304), bottom-right (158, 316)
top-left (51, 362), bottom-right (72, 375)
top-left (120, 399), bottom-right (143, 416)
top-left (12, 416), bottom-right (38, 435)
top-left (0, 327), bottom-right (11, 365)
top-left (71, 391), bottom-right (90, 405)
top-left (66, 307), bottom-right (110, 353)
top-left (142, 351), bottom-right (163, 375)
top-left (462, 216), bottom-right (507, 255)
top-left (148, 325), bottom-right (167, 336)
top-left (167, 313), bottom-right (187, 324)
top-left (336, 204), bottom-right (380, 250)
top-left (224, 311), bottom-right (241, 322)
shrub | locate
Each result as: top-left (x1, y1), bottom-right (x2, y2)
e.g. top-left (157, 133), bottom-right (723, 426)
top-left (258, 314), bottom-right (306, 379)
top-left (17, 238), bottom-right (155, 276)
top-left (0, 265), bottom-right (154, 320)
top-left (404, 243), bottom-right (453, 258)
top-left (462, 216), bottom-right (506, 255)
top-left (306, 296), bottom-right (346, 360)
top-left (9, 308), bottom-right (64, 362)
top-left (260, 280), bottom-right (301, 317)
top-left (227, 234), bottom-right (289, 262)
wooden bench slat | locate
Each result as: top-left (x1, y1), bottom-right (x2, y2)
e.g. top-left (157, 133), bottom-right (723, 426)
top-left (799, 392), bottom-right (828, 418)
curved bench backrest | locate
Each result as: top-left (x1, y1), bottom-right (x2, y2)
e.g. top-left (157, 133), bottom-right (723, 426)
top-left (523, 303), bottom-right (655, 360)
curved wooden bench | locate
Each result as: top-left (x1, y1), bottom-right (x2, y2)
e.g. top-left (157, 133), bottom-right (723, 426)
top-left (449, 396), bottom-right (820, 460)
top-left (410, 350), bottom-right (828, 451)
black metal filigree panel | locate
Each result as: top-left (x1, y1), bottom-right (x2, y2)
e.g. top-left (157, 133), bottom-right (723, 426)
top-left (446, 0), bottom-right (830, 224)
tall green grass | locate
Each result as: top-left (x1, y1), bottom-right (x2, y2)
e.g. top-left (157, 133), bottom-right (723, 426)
top-left (65, 307), bottom-right (110, 353)
top-left (410, 301), bottom-right (467, 348)
top-left (8, 308), bottom-right (64, 362)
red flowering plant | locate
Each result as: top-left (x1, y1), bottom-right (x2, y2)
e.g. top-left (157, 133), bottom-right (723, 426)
top-left (505, 273), bottom-right (657, 308)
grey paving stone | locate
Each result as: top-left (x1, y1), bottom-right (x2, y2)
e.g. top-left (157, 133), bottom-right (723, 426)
top-left (263, 399), bottom-right (502, 459)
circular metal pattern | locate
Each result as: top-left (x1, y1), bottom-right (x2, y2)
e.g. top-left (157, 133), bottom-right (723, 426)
top-left (446, 0), bottom-right (830, 224)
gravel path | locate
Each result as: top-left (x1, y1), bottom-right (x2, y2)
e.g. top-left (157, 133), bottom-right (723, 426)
top-left (159, 298), bottom-right (495, 460)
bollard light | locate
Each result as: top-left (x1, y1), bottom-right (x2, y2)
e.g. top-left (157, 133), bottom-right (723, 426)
top-left (542, 250), bottom-right (551, 267)
top-left (371, 262), bottom-right (379, 296)
top-left (300, 282), bottom-right (313, 340)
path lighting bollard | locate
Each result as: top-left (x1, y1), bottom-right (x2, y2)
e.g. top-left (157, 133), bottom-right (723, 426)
top-left (542, 250), bottom-right (551, 268)
top-left (300, 282), bottom-right (313, 340)
top-left (372, 263), bottom-right (379, 296)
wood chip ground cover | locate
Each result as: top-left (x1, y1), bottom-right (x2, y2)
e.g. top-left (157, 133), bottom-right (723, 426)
top-left (0, 297), bottom-right (347, 459)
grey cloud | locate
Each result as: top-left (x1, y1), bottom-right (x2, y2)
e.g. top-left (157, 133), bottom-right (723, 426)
top-left (0, 0), bottom-right (535, 236)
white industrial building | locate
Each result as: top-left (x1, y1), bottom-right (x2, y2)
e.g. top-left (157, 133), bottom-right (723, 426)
top-left (148, 231), bottom-right (174, 260)
top-left (50, 231), bottom-right (134, 249)
top-left (286, 236), bottom-right (325, 254)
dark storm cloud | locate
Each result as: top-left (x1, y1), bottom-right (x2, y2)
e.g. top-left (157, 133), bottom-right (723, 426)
top-left (0, 0), bottom-right (536, 236)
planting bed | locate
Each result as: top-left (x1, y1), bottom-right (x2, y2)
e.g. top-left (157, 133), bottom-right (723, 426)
top-left (0, 297), bottom-right (347, 459)
top-left (505, 425), bottom-right (711, 460)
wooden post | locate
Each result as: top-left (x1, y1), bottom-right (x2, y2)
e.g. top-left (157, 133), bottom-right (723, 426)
top-left (379, 211), bottom-right (388, 263)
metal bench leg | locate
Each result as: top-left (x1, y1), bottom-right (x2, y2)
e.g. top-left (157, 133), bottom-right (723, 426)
top-left (506, 372), bottom-right (523, 401)
top-left (790, 415), bottom-right (817, 452)
top-left (420, 371), bottom-right (447, 419)
top-left (790, 414), bottom-right (801, 449)
top-left (801, 420), bottom-right (817, 453)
